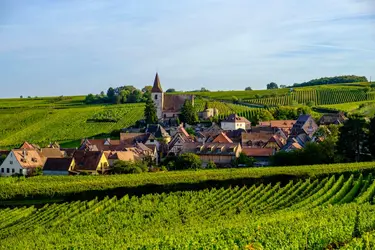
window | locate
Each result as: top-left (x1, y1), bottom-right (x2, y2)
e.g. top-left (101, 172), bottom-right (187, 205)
top-left (150, 139), bottom-right (154, 143)
top-left (1, 168), bottom-right (3, 173)
top-left (19, 169), bottom-right (23, 174)
top-left (6, 168), bottom-right (9, 173)
top-left (155, 94), bottom-right (158, 100)
top-left (10, 161), bottom-right (13, 165)
top-left (12, 169), bottom-right (15, 173)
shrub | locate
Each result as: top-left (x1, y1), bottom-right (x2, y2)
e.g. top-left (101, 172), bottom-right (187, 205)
top-left (206, 160), bottom-right (217, 169)
top-left (176, 153), bottom-right (202, 170)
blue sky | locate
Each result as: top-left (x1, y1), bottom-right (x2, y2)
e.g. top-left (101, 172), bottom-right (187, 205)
top-left (0, 0), bottom-right (374, 98)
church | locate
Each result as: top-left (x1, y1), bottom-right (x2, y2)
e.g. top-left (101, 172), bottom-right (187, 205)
top-left (151, 73), bottom-right (194, 120)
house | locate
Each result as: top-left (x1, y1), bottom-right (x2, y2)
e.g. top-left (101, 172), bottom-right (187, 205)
top-left (43, 158), bottom-right (75, 175)
top-left (79, 138), bottom-right (122, 151)
top-left (151, 73), bottom-right (194, 120)
top-left (222, 129), bottom-right (245, 143)
top-left (241, 132), bottom-right (273, 148)
top-left (264, 134), bottom-right (286, 151)
top-left (145, 124), bottom-right (171, 143)
top-left (104, 151), bottom-right (141, 167)
top-left (196, 123), bottom-right (223, 143)
top-left (198, 108), bottom-right (219, 120)
top-left (168, 124), bottom-right (195, 156)
top-left (40, 148), bottom-right (65, 158)
top-left (0, 149), bottom-right (45, 176)
top-left (19, 141), bottom-right (41, 151)
top-left (120, 133), bottom-right (152, 144)
top-left (181, 142), bottom-right (242, 167)
top-left (242, 148), bottom-right (275, 166)
top-left (71, 151), bottom-right (110, 174)
top-left (290, 115), bottom-right (319, 138)
top-left (258, 120), bottom-right (296, 137)
top-left (319, 112), bottom-right (347, 125)
top-left (221, 114), bottom-right (251, 131)
top-left (282, 134), bottom-right (310, 152)
top-left (212, 132), bottom-right (233, 143)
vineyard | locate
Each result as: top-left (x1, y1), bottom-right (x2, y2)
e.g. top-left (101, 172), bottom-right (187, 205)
top-left (245, 89), bottom-right (375, 106)
top-left (0, 104), bottom-right (144, 148)
top-left (2, 172), bottom-right (375, 248)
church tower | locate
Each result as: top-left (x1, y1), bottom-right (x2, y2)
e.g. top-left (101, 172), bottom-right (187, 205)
top-left (151, 73), bottom-right (164, 120)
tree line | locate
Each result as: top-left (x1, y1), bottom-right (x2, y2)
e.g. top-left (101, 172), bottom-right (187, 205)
top-left (292, 75), bottom-right (368, 88)
top-left (85, 86), bottom-right (153, 104)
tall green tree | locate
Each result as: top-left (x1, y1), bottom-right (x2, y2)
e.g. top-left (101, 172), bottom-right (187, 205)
top-left (144, 97), bottom-right (158, 124)
top-left (180, 99), bottom-right (198, 124)
top-left (336, 115), bottom-right (369, 162)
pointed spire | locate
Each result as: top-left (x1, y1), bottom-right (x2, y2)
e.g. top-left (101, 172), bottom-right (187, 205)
top-left (151, 72), bottom-right (163, 93)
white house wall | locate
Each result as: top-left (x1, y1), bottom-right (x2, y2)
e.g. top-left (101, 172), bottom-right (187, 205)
top-left (0, 152), bottom-right (24, 177)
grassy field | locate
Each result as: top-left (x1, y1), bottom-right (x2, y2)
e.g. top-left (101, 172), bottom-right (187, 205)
top-left (1, 163), bottom-right (375, 248)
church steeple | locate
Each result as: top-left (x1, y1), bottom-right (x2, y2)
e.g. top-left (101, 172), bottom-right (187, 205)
top-left (151, 73), bottom-right (163, 93)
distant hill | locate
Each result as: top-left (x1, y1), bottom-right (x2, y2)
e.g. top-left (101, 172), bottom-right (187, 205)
top-left (291, 75), bottom-right (368, 88)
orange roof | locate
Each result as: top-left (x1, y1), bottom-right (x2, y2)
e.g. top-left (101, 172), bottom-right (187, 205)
top-left (242, 132), bottom-right (272, 142)
top-left (105, 151), bottom-right (140, 161)
top-left (213, 132), bottom-right (233, 143)
top-left (12, 149), bottom-right (45, 169)
top-left (242, 148), bottom-right (274, 157)
top-left (259, 120), bottom-right (296, 128)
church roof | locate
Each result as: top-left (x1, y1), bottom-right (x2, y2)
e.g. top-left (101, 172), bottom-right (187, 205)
top-left (151, 73), bottom-right (163, 93)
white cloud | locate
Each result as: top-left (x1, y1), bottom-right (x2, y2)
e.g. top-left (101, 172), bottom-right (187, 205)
top-left (0, 0), bottom-right (374, 97)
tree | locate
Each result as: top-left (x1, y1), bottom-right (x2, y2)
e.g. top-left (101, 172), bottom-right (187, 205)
top-left (245, 87), bottom-right (252, 91)
top-left (180, 99), bottom-right (198, 124)
top-left (127, 89), bottom-right (143, 103)
top-left (166, 88), bottom-right (176, 93)
top-left (20, 95), bottom-right (23, 99)
top-left (267, 82), bottom-right (278, 89)
top-left (142, 86), bottom-right (152, 93)
top-left (336, 115), bottom-right (369, 162)
top-left (369, 117), bottom-right (375, 158)
top-left (144, 96), bottom-right (158, 124)
top-left (175, 153), bottom-right (202, 170)
top-left (107, 87), bottom-right (115, 102)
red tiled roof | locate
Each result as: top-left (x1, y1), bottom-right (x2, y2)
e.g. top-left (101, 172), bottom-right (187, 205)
top-left (12, 149), bottom-right (45, 169)
top-left (73, 151), bottom-right (106, 171)
top-left (213, 132), bottom-right (233, 143)
top-left (242, 148), bottom-right (274, 157)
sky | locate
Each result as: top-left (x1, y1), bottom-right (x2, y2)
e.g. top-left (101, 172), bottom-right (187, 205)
top-left (0, 0), bottom-right (375, 98)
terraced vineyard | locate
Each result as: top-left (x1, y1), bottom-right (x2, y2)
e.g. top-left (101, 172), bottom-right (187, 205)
top-left (2, 173), bottom-right (375, 249)
top-left (246, 88), bottom-right (374, 106)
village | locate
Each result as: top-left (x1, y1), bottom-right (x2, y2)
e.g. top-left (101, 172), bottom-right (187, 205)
top-left (0, 74), bottom-right (347, 177)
